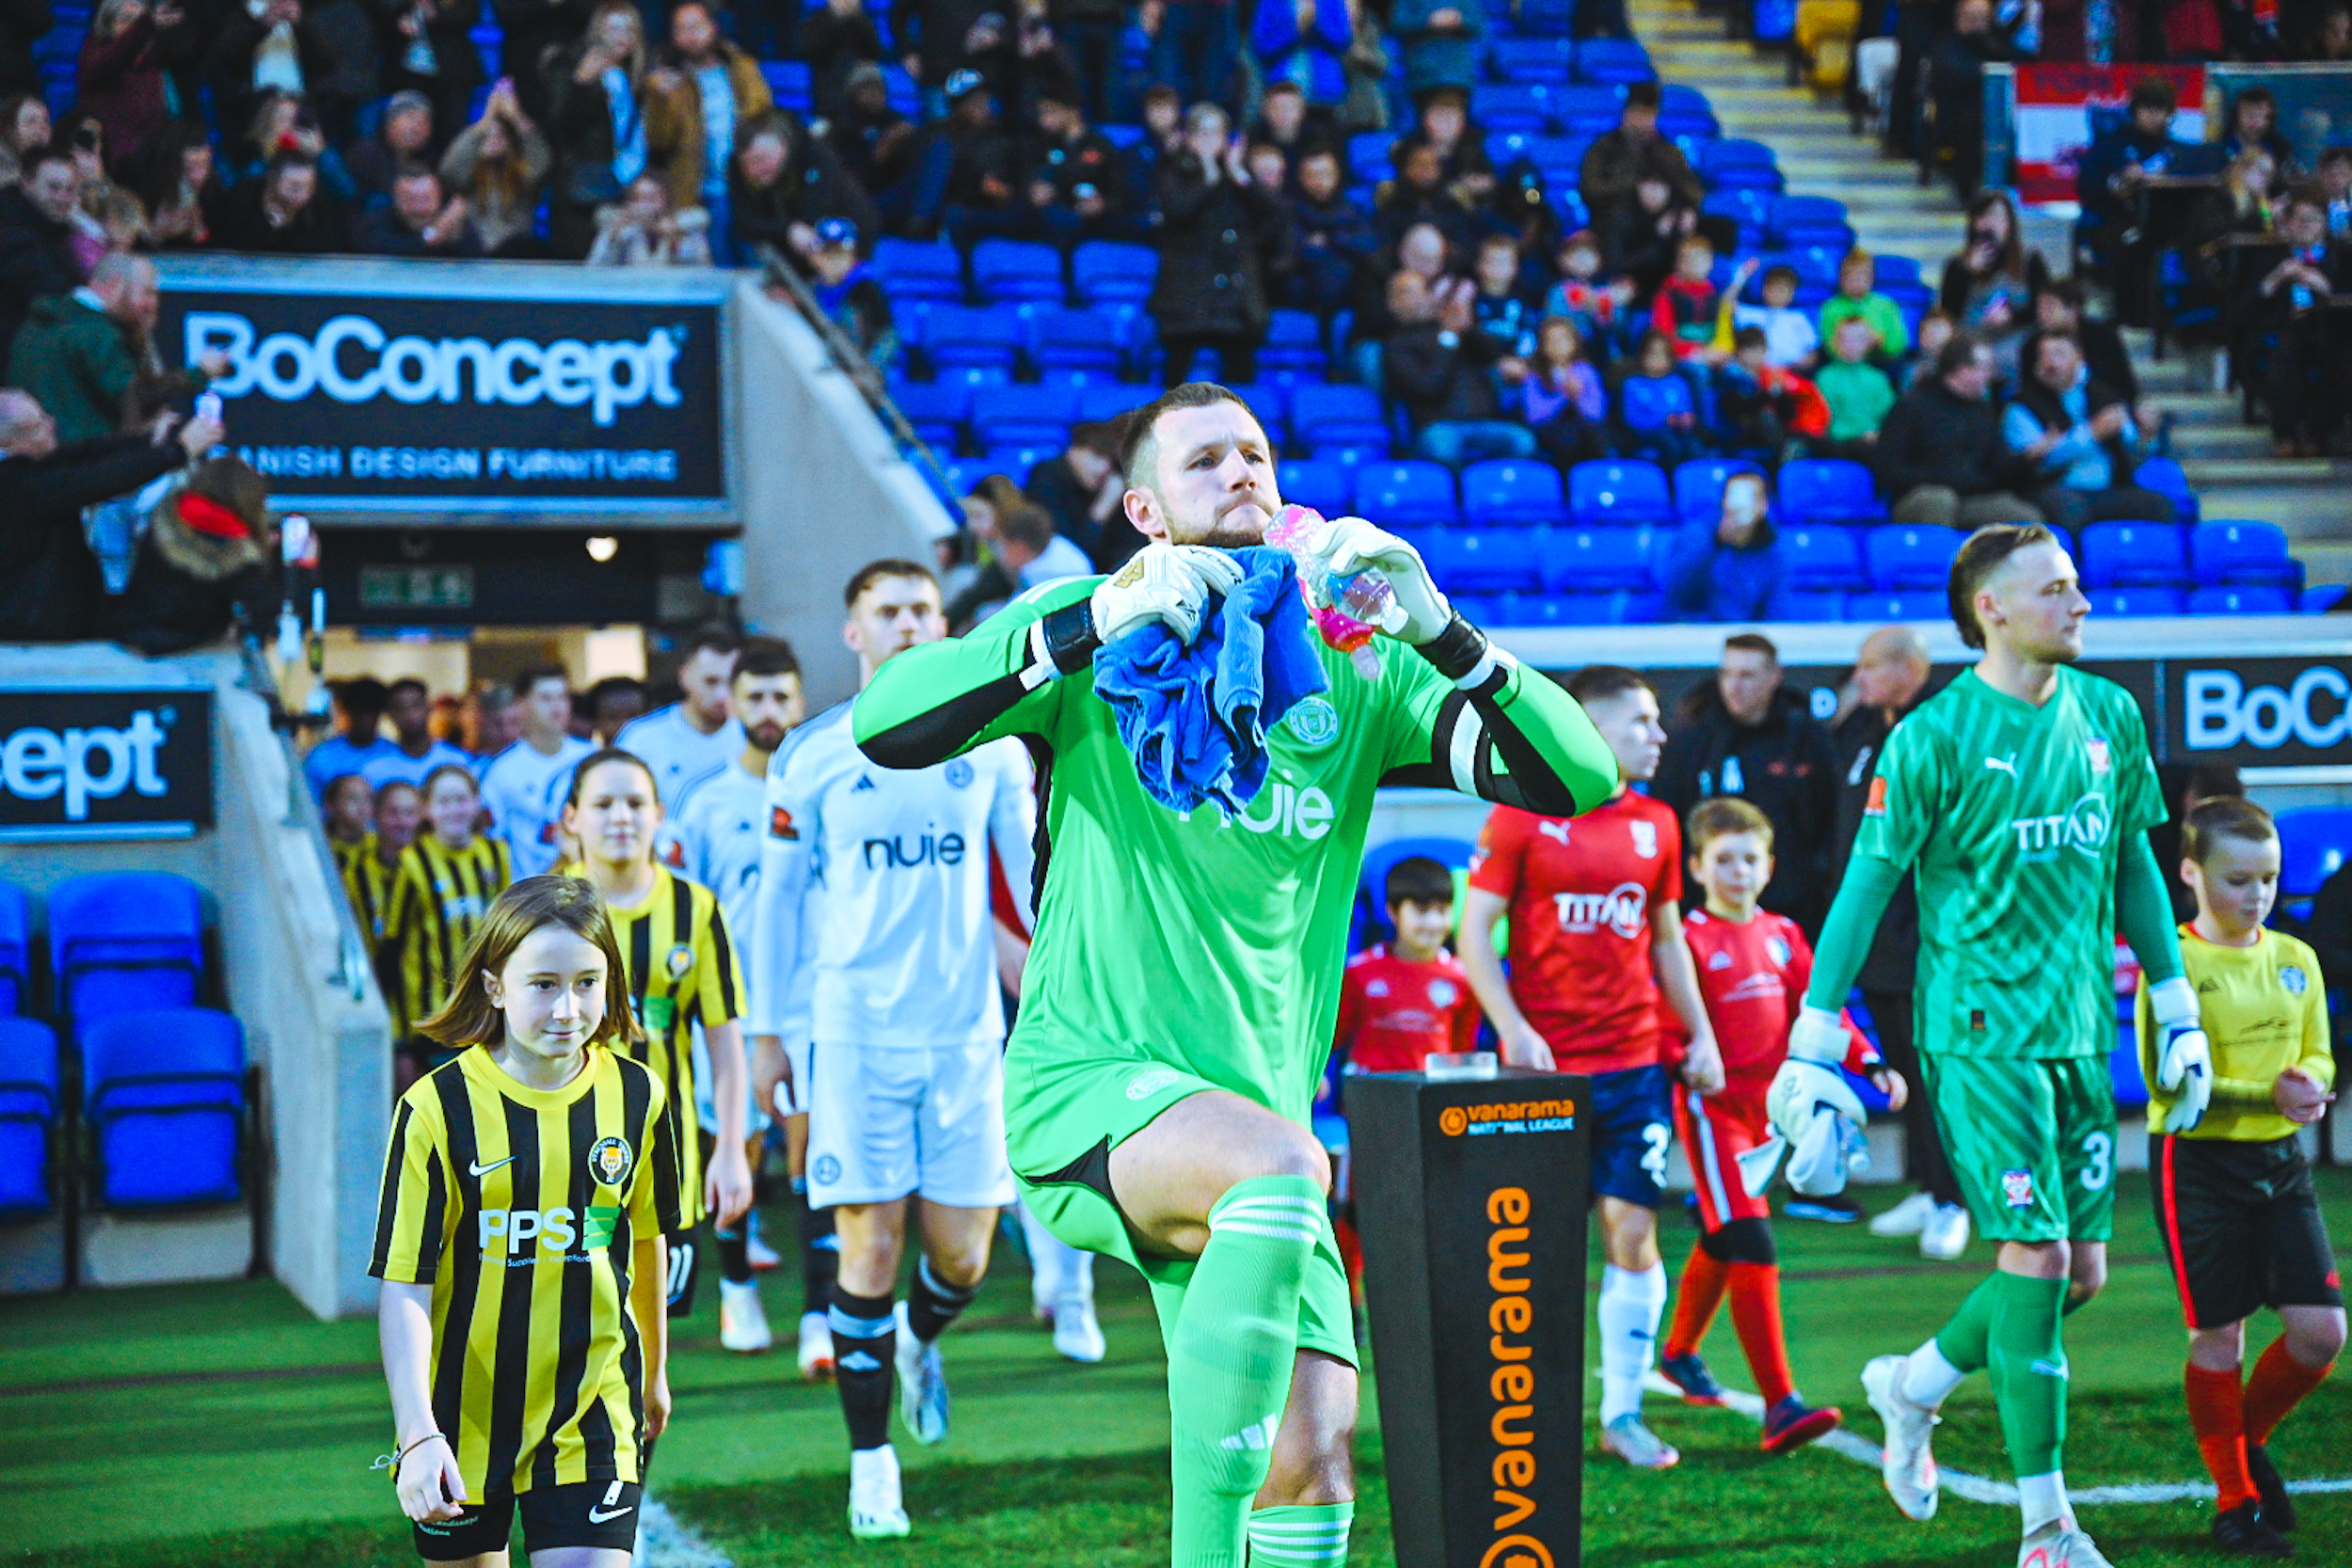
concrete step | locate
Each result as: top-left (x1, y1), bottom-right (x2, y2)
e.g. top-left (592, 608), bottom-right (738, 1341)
top-left (2169, 423), bottom-right (2285, 463)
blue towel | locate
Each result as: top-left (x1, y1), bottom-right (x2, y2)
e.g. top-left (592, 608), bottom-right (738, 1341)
top-left (1092, 546), bottom-right (1331, 816)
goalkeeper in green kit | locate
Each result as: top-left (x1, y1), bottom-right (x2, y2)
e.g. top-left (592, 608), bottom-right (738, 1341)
top-left (1768, 523), bottom-right (2215, 1568)
top-left (853, 383), bottom-right (1618, 1567)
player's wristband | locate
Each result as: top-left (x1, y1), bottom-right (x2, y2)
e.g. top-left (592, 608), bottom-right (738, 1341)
top-left (2148, 975), bottom-right (2198, 1028)
top-left (1024, 601), bottom-right (1100, 687)
top-left (1415, 612), bottom-right (1500, 689)
top-left (373, 1432), bottom-right (449, 1476)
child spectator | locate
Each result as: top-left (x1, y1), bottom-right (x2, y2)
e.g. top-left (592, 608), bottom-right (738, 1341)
top-left (1818, 248), bottom-right (1911, 363)
top-left (1816, 315), bottom-right (1899, 457)
top-left (1607, 174), bottom-right (1698, 302)
top-left (1544, 229), bottom-right (1636, 360)
top-left (805, 217), bottom-right (898, 374)
top-left (1651, 234), bottom-right (1731, 362)
top-left (588, 172), bottom-right (712, 265)
top-left (1329, 855), bottom-right (1482, 1087)
top-left (1284, 147), bottom-right (1376, 316)
top-left (1613, 328), bottom-right (1707, 465)
top-left (1662, 471), bottom-right (1790, 623)
top-left (1656, 798), bottom-right (1904, 1452)
top-left (1733, 263), bottom-right (1820, 371)
top-left (1905, 309), bottom-right (1955, 389)
top-left (1506, 314), bottom-right (1611, 466)
top-left (2138, 798), bottom-right (2343, 1560)
top-left (1715, 325), bottom-right (1827, 463)
top-left (1470, 230), bottom-right (1537, 356)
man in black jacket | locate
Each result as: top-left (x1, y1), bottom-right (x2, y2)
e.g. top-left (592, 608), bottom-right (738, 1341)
top-left (0, 150), bottom-right (84, 373)
top-left (1652, 631), bottom-right (1840, 932)
top-left (1383, 267), bottom-right (1538, 466)
top-left (1828, 626), bottom-right (1970, 1259)
top-left (2074, 75), bottom-right (2201, 326)
top-left (0, 390), bottom-right (221, 641)
top-left (1872, 330), bottom-right (2044, 529)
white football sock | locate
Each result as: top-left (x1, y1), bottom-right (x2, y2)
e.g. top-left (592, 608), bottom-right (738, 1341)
top-left (1901, 1338), bottom-right (1967, 1410)
top-left (2017, 1470), bottom-right (2069, 1536)
top-left (1598, 1262), bottom-right (1667, 1423)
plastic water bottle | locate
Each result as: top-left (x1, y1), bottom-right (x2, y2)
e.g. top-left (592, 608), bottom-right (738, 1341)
top-left (1264, 505), bottom-right (1400, 680)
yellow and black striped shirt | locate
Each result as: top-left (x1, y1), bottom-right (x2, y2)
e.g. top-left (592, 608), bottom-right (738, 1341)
top-left (559, 864), bottom-right (744, 1227)
top-left (385, 835), bottom-right (516, 1041)
top-left (370, 1046), bottom-right (683, 1500)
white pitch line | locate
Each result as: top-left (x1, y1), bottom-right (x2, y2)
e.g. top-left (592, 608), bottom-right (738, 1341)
top-left (630, 1495), bottom-right (735, 1568)
top-left (1634, 1372), bottom-right (2352, 1508)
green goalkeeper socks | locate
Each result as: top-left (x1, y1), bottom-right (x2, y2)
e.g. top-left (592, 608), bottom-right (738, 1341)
top-left (1933, 1273), bottom-right (2002, 1375)
top-left (1167, 1175), bottom-right (1326, 1568)
top-left (1986, 1272), bottom-right (2071, 1479)
top-left (1247, 1502), bottom-right (1354, 1564)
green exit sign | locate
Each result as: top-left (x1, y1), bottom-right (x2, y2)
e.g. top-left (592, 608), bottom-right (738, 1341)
top-left (359, 565), bottom-right (475, 611)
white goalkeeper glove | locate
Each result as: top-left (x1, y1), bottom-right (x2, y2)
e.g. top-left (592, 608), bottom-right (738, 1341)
top-left (1766, 1006), bottom-right (1867, 1194)
top-left (2148, 975), bottom-right (2213, 1134)
top-left (1089, 544), bottom-right (1246, 647)
top-left (1294, 515), bottom-right (1453, 643)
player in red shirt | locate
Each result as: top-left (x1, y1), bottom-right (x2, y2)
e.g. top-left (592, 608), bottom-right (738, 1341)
top-left (1657, 797), bottom-right (1907, 1453)
top-left (1331, 856), bottom-right (1482, 1079)
top-left (1461, 665), bottom-right (1724, 1472)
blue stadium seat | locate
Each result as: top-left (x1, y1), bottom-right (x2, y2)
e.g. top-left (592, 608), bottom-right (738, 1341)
top-left (1776, 458), bottom-right (1885, 525)
top-left (1358, 836), bottom-right (1475, 944)
top-left (1550, 84), bottom-right (1627, 136)
top-left (82, 1007), bottom-right (245, 1209)
top-left (1845, 590), bottom-right (1947, 622)
top-left (892, 379), bottom-right (971, 451)
top-left (1074, 382), bottom-right (1156, 426)
top-left (1025, 306), bottom-right (1127, 379)
top-left (1278, 459), bottom-right (1355, 516)
top-left (1702, 189), bottom-right (1772, 246)
top-left (2086, 587), bottom-right (2186, 617)
top-left (1354, 461), bottom-right (1460, 527)
top-left (1672, 458), bottom-right (1762, 521)
top-left (1425, 531), bottom-right (1544, 594)
top-left (1259, 309), bottom-right (1327, 380)
top-left (2079, 521), bottom-right (2188, 589)
top-left (1347, 130), bottom-right (1396, 183)
top-left (917, 305), bottom-right (1022, 376)
top-left (1779, 524), bottom-right (1861, 590)
top-left (1490, 36), bottom-right (1575, 82)
top-left (1464, 459), bottom-right (1569, 527)
top-left (0, 882), bottom-right (23, 1015)
top-left (1572, 38), bottom-right (1655, 83)
top-left (1870, 254), bottom-right (1924, 289)
top-left (1072, 242), bottom-right (1158, 305)
top-left (1567, 460), bottom-right (1672, 527)
top-left (1449, 593), bottom-right (1516, 626)
top-left (760, 59), bottom-right (812, 110)
top-left (1513, 0), bottom-right (1577, 37)
top-left (880, 63), bottom-right (921, 113)
top-left (981, 445), bottom-right (1057, 483)
top-left (2189, 520), bottom-right (2297, 589)
top-left (1766, 195), bottom-right (1856, 250)
top-left (2133, 455), bottom-right (2200, 524)
top-left (49, 873), bottom-right (202, 1031)
top-left (1486, 132), bottom-right (1581, 177)
top-left (1476, 83), bottom-right (1555, 133)
top-left (2276, 805), bottom-right (2352, 900)
top-left (1865, 526), bottom-right (1964, 590)
top-left (936, 456), bottom-right (1003, 496)
top-left (870, 237), bottom-right (962, 304)
top-left (2306, 584), bottom-right (2348, 614)
top-left (1781, 591), bottom-right (1846, 622)
top-left (2187, 586), bottom-right (2294, 615)
top-left (972, 239), bottom-right (1067, 304)
top-left (1216, 382), bottom-right (1291, 446)
top-left (1699, 136), bottom-right (1778, 176)
top-left (971, 383), bottom-right (1080, 451)
top-left (1539, 527), bottom-right (1657, 591)
top-left (1291, 384), bottom-right (1391, 458)
top-left (0, 1017), bottom-right (57, 1215)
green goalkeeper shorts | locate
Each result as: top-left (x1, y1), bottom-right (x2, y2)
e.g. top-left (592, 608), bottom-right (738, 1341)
top-left (1008, 1046), bottom-right (1358, 1369)
top-left (1921, 1052), bottom-right (2119, 1244)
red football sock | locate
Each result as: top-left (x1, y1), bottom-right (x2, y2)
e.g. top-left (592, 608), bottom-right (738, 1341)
top-left (1727, 1261), bottom-right (1795, 1407)
top-left (2184, 1361), bottom-right (2255, 1512)
top-left (2243, 1336), bottom-right (2335, 1447)
top-left (1664, 1243), bottom-right (1730, 1360)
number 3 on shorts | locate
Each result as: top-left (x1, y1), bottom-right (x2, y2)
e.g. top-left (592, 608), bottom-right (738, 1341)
top-left (2079, 1132), bottom-right (2112, 1192)
top-left (1641, 1122), bottom-right (1671, 1186)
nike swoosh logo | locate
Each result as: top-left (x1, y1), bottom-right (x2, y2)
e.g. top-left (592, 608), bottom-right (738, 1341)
top-left (587, 1504), bottom-right (635, 1524)
top-left (468, 1155), bottom-right (517, 1177)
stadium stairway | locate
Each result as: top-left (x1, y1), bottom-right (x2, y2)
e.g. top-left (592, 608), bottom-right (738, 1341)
top-left (1629, 0), bottom-right (2352, 588)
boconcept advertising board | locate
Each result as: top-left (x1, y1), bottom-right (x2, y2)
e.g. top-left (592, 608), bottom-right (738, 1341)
top-left (154, 258), bottom-right (732, 521)
top-left (0, 689), bottom-right (213, 842)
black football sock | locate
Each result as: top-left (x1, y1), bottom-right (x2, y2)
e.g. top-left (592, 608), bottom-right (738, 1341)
top-left (907, 1255), bottom-right (979, 1344)
top-left (829, 1287), bottom-right (896, 1450)
top-left (714, 1220), bottom-right (755, 1286)
top-left (797, 1178), bottom-right (839, 1317)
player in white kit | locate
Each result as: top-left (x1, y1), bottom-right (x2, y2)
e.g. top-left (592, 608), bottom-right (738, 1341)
top-left (747, 561), bottom-right (1035, 1542)
top-left (477, 667), bottom-right (593, 879)
top-left (618, 626), bottom-right (746, 805)
top-left (665, 637), bottom-right (808, 1355)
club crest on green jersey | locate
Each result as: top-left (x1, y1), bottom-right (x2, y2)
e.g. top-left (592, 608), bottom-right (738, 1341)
top-left (1284, 695), bottom-right (1339, 749)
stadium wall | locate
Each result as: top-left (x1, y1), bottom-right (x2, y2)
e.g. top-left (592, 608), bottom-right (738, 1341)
top-left (731, 279), bottom-right (956, 708)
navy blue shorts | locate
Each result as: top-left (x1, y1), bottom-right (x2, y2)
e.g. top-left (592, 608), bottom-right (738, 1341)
top-left (1588, 1063), bottom-right (1673, 1210)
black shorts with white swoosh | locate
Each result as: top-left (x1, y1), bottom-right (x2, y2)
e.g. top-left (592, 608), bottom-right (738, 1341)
top-left (410, 1479), bottom-right (643, 1558)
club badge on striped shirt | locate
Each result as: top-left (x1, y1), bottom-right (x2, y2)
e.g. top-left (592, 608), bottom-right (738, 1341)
top-left (588, 1136), bottom-right (636, 1189)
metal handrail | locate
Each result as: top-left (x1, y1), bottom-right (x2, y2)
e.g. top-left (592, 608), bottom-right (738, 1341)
top-left (235, 636), bottom-right (373, 1002)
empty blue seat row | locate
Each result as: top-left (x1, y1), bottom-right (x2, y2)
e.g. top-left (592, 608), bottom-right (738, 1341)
top-left (2080, 521), bottom-right (2305, 592)
top-left (45, 873), bottom-right (206, 1035)
top-left (83, 1007), bottom-right (246, 1211)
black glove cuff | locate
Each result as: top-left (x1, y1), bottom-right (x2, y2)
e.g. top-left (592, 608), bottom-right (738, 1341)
top-left (1040, 601), bottom-right (1101, 674)
top-left (1414, 612), bottom-right (1488, 684)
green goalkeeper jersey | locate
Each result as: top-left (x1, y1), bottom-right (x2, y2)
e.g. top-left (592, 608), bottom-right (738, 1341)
top-left (850, 576), bottom-right (1616, 1126)
top-left (1854, 664), bottom-right (2164, 1061)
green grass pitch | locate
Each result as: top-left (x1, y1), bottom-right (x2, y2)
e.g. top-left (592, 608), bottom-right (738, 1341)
top-left (7, 1170), bottom-right (2345, 1567)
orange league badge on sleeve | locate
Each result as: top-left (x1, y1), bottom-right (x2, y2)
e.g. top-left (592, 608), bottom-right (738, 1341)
top-left (1863, 775), bottom-right (1888, 816)
top-left (769, 806), bottom-right (799, 840)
